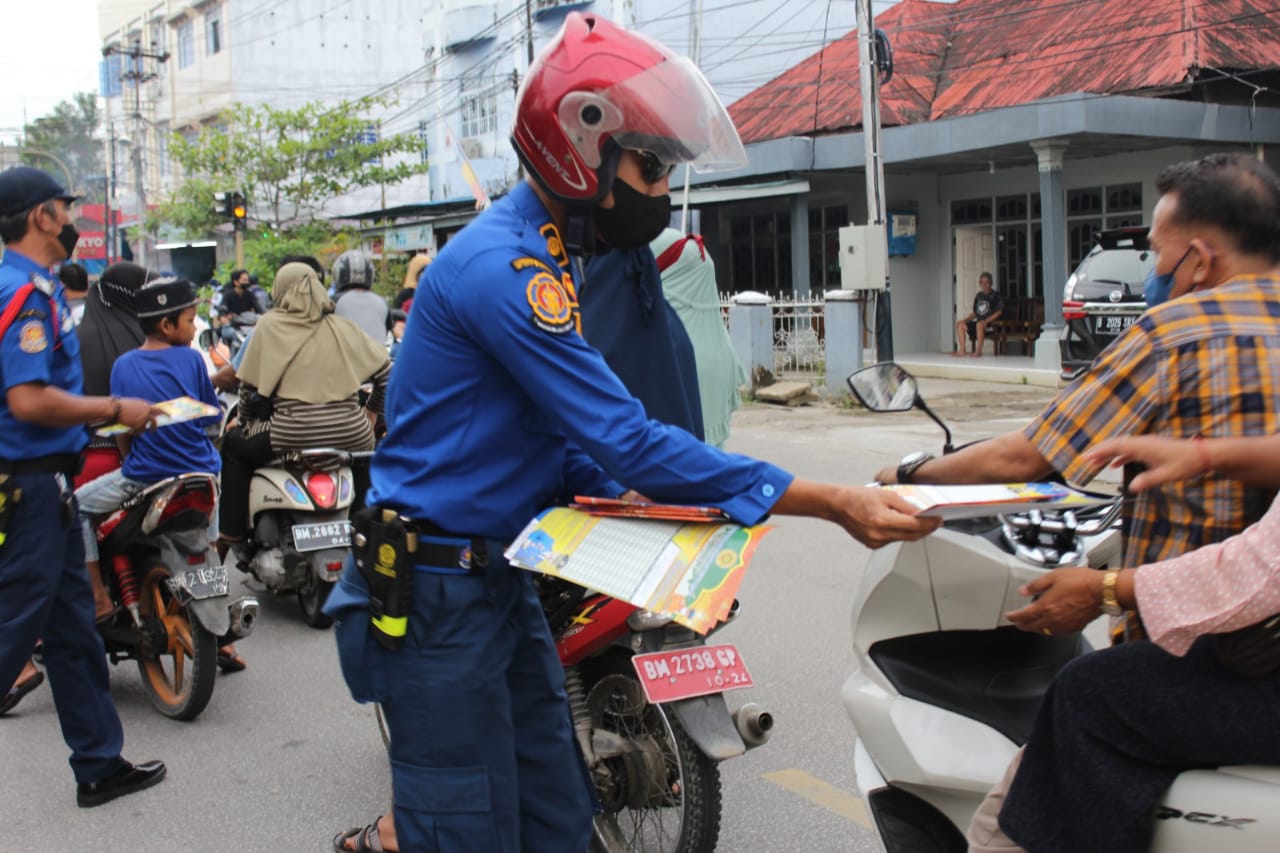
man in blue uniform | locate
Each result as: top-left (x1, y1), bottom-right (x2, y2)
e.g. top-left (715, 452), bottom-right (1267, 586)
top-left (325, 15), bottom-right (939, 853)
top-left (0, 166), bottom-right (166, 806)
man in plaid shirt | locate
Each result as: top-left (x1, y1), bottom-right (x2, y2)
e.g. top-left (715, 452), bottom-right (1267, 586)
top-left (877, 152), bottom-right (1280, 636)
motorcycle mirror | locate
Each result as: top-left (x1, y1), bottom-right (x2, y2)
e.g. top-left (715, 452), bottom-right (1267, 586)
top-left (846, 362), bottom-right (919, 413)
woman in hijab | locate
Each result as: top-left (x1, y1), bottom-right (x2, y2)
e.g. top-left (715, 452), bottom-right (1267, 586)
top-left (76, 262), bottom-right (151, 485)
top-left (218, 263), bottom-right (391, 552)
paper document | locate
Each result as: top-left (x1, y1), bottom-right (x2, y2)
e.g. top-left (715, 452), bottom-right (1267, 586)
top-left (505, 506), bottom-right (770, 635)
top-left (884, 482), bottom-right (1113, 519)
top-left (96, 396), bottom-right (221, 436)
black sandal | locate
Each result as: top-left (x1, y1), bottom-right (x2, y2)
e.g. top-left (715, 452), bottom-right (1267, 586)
top-left (332, 817), bottom-right (387, 853)
top-left (0, 670), bottom-right (44, 715)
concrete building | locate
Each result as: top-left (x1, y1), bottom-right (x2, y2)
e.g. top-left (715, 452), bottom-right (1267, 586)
top-left (96, 0), bottom-right (859, 258)
top-left (693, 0), bottom-right (1280, 367)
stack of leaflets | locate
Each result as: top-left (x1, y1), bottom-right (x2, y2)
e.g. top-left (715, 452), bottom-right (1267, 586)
top-left (884, 482), bottom-right (1113, 519)
top-left (95, 396), bottom-right (221, 436)
top-left (505, 499), bottom-right (768, 635)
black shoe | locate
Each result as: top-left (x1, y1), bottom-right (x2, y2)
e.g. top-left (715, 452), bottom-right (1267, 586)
top-left (76, 759), bottom-right (167, 808)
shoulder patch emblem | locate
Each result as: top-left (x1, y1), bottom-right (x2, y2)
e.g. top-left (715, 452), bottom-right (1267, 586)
top-left (540, 223), bottom-right (570, 269)
top-left (18, 320), bottom-right (48, 353)
top-left (526, 271), bottom-right (578, 334)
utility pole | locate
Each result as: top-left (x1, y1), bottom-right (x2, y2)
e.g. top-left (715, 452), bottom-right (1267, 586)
top-left (856, 0), bottom-right (893, 360)
top-left (104, 42), bottom-right (169, 269)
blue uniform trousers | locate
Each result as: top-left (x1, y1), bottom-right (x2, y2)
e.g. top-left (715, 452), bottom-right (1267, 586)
top-left (331, 552), bottom-right (593, 852)
top-left (0, 473), bottom-right (124, 783)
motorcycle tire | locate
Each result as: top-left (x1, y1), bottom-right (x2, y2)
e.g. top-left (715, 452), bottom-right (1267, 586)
top-left (136, 560), bottom-right (218, 721)
top-left (585, 656), bottom-right (722, 853)
top-left (297, 573), bottom-right (335, 629)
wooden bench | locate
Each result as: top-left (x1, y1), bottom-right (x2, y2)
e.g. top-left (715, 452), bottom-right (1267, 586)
top-left (988, 299), bottom-right (1043, 356)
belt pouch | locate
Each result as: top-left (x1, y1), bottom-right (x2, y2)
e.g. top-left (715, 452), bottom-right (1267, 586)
top-left (352, 506), bottom-right (417, 650)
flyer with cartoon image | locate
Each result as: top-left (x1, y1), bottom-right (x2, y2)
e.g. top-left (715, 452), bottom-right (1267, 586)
top-left (505, 506), bottom-right (771, 635)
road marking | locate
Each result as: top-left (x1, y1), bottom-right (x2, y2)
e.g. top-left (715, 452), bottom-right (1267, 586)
top-left (762, 769), bottom-right (873, 828)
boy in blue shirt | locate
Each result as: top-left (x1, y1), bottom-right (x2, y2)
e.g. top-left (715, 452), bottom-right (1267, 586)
top-left (75, 279), bottom-right (241, 667)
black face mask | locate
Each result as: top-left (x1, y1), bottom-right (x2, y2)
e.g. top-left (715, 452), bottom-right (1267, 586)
top-left (593, 178), bottom-right (671, 250)
top-left (57, 223), bottom-right (79, 260)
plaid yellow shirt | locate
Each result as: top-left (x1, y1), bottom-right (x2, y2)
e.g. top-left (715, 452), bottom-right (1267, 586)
top-left (1026, 275), bottom-right (1280, 635)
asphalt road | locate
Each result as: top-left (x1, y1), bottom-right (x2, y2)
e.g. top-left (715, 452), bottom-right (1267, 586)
top-left (3, 377), bottom-right (1068, 853)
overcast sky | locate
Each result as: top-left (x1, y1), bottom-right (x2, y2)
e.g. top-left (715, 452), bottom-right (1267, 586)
top-left (1, 0), bottom-right (103, 145)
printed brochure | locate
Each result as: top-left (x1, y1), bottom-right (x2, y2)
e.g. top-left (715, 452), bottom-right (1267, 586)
top-left (884, 482), bottom-right (1113, 519)
top-left (505, 506), bottom-right (769, 635)
top-left (96, 396), bottom-right (221, 436)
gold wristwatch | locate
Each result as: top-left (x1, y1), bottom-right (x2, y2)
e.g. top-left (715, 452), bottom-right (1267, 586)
top-left (1101, 570), bottom-right (1125, 617)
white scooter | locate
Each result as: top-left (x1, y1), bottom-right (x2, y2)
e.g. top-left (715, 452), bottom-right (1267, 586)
top-left (229, 449), bottom-right (371, 628)
top-left (842, 363), bottom-right (1280, 852)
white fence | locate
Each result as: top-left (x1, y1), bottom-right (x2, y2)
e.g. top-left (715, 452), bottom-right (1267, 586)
top-left (721, 293), bottom-right (827, 377)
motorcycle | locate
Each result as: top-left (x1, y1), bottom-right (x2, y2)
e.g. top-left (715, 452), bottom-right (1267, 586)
top-left (377, 577), bottom-right (772, 853)
top-left (93, 472), bottom-right (258, 721)
top-left (841, 362), bottom-right (1280, 852)
top-left (227, 449), bottom-right (372, 628)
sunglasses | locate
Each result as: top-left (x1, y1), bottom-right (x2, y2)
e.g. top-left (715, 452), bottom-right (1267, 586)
top-left (633, 149), bottom-right (677, 184)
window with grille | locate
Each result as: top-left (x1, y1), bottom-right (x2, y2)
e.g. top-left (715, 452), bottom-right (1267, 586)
top-left (460, 70), bottom-right (497, 139)
top-left (177, 21), bottom-right (194, 68)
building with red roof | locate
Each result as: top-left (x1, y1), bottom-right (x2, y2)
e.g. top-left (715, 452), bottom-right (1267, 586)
top-left (684, 0), bottom-right (1280, 363)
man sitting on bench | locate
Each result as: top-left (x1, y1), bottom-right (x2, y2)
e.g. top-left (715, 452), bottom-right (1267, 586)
top-left (954, 271), bottom-right (1004, 358)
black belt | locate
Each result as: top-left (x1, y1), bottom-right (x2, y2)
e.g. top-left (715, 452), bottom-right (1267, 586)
top-left (410, 519), bottom-right (490, 573)
top-left (0, 454), bottom-right (81, 476)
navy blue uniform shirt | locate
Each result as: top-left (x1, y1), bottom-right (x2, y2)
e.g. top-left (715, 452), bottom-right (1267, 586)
top-left (369, 182), bottom-right (791, 541)
top-left (0, 248), bottom-right (86, 459)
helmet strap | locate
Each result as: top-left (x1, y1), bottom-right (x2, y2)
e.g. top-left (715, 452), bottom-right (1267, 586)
top-left (562, 207), bottom-right (596, 259)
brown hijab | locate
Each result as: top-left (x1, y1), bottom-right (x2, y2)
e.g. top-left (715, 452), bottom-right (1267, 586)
top-left (235, 263), bottom-right (388, 403)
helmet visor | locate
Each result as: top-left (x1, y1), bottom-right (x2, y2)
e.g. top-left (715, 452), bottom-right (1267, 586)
top-left (559, 56), bottom-right (747, 175)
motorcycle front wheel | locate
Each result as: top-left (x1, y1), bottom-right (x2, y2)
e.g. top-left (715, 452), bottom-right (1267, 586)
top-left (136, 561), bottom-right (218, 721)
top-left (586, 662), bottom-right (722, 853)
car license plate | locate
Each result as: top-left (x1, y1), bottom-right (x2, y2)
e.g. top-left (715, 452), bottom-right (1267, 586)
top-left (1094, 314), bottom-right (1137, 334)
top-left (632, 643), bottom-right (753, 704)
top-left (292, 521), bottom-right (353, 553)
top-left (168, 564), bottom-right (228, 600)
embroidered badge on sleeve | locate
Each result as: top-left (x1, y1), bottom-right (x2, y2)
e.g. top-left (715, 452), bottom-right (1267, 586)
top-left (526, 271), bottom-right (578, 335)
top-left (18, 320), bottom-right (48, 353)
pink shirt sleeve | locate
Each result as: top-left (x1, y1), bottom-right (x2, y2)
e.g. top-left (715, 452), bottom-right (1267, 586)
top-left (1135, 494), bottom-right (1280, 656)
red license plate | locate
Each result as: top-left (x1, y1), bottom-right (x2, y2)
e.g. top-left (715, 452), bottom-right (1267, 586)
top-left (631, 643), bottom-right (754, 704)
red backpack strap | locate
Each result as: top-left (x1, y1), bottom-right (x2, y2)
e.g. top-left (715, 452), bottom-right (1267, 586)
top-left (0, 283), bottom-right (37, 341)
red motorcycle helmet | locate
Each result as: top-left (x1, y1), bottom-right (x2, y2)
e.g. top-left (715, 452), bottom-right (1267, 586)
top-left (512, 13), bottom-right (747, 206)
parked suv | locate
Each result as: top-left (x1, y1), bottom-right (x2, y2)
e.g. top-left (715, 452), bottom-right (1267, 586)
top-left (1059, 226), bottom-right (1153, 380)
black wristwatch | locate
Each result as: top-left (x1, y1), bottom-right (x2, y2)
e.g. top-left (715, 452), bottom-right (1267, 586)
top-left (896, 451), bottom-right (934, 484)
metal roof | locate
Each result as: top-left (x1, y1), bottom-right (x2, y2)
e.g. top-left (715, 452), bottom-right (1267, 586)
top-left (729, 0), bottom-right (1280, 144)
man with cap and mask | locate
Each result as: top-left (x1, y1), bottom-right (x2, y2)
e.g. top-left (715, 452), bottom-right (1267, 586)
top-left (323, 15), bottom-right (937, 853)
top-left (0, 166), bottom-right (165, 804)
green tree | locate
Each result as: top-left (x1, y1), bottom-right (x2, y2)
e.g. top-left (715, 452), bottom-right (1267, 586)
top-left (21, 93), bottom-right (104, 198)
top-left (159, 94), bottom-right (429, 234)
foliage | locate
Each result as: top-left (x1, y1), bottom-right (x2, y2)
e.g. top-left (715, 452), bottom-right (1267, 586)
top-left (20, 93), bottom-right (104, 200)
top-left (158, 94), bottom-right (429, 234)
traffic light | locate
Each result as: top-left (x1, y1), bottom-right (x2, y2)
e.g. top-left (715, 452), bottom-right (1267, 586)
top-left (230, 192), bottom-right (247, 232)
top-left (213, 190), bottom-right (231, 219)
